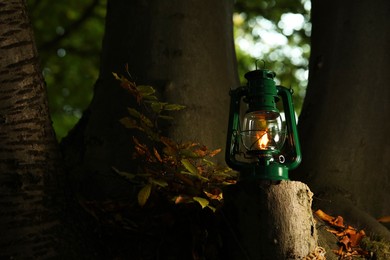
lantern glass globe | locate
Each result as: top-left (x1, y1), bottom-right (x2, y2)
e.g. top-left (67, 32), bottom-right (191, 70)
top-left (241, 111), bottom-right (286, 153)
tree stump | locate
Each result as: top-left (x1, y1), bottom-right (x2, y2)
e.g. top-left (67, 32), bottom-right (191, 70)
top-left (220, 180), bottom-right (317, 259)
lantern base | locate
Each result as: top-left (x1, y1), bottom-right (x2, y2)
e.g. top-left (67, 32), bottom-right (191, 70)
top-left (239, 164), bottom-right (289, 181)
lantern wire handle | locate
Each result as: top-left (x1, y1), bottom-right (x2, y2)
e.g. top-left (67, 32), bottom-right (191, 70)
top-left (289, 85), bottom-right (294, 95)
top-left (255, 59), bottom-right (266, 70)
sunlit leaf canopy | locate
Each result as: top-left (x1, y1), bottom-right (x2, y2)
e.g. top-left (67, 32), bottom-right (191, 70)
top-left (234, 0), bottom-right (311, 111)
top-left (28, 0), bottom-right (311, 140)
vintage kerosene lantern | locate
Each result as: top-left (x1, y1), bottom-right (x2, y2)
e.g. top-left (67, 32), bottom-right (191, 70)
top-left (225, 69), bottom-right (302, 180)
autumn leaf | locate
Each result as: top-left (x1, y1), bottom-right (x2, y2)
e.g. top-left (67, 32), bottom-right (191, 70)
top-left (114, 70), bottom-right (239, 215)
top-left (208, 148), bottom-right (222, 157)
top-left (314, 209), bottom-right (344, 228)
top-left (138, 183), bottom-right (152, 207)
top-left (316, 209), bottom-right (369, 258)
top-left (339, 235), bottom-right (350, 250)
top-left (204, 189), bottom-right (223, 201)
top-left (133, 137), bottom-right (149, 156)
top-left (153, 147), bottom-right (163, 163)
top-left (174, 195), bottom-right (190, 204)
top-left (349, 229), bottom-right (365, 247)
top-left (331, 216), bottom-right (345, 228)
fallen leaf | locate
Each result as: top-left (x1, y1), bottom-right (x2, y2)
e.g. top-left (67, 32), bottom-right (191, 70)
top-left (349, 229), bottom-right (365, 247)
top-left (314, 209), bottom-right (344, 228)
top-left (339, 235), bottom-right (350, 250)
top-left (377, 215), bottom-right (390, 223)
top-left (315, 209), bottom-right (334, 223)
top-left (316, 209), bottom-right (370, 258)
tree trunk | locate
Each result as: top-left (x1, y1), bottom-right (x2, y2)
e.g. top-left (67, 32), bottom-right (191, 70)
top-left (295, 0), bottom-right (390, 226)
top-left (221, 181), bottom-right (318, 259)
top-left (62, 0), bottom-right (238, 199)
top-left (0, 0), bottom-right (65, 257)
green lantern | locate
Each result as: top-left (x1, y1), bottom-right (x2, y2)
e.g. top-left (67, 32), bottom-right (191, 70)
top-left (225, 69), bottom-right (302, 181)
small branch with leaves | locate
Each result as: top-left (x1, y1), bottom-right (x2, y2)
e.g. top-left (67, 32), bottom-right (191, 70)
top-left (112, 70), bottom-right (237, 210)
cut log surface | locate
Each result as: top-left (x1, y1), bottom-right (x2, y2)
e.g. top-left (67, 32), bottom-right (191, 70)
top-left (221, 180), bottom-right (318, 260)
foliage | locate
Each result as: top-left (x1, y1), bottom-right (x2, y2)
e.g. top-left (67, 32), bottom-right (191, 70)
top-left (315, 209), bottom-right (371, 258)
top-left (113, 70), bottom-right (238, 210)
top-left (28, 0), bottom-right (311, 140)
top-left (28, 0), bottom-right (106, 139)
top-left (234, 0), bottom-right (311, 113)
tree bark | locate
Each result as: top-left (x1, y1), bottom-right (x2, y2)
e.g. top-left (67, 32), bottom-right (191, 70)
top-left (0, 0), bottom-right (64, 257)
top-left (221, 181), bottom-right (317, 259)
top-left (295, 0), bottom-right (390, 225)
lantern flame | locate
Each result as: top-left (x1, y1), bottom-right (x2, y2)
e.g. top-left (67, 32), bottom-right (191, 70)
top-left (258, 132), bottom-right (269, 149)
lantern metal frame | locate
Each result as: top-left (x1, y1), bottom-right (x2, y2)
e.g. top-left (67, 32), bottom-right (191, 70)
top-left (225, 69), bottom-right (302, 181)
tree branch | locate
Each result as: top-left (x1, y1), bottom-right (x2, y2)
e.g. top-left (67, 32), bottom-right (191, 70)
top-left (38, 0), bottom-right (101, 51)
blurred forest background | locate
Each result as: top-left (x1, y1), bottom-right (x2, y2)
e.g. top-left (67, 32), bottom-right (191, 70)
top-left (27, 0), bottom-right (311, 140)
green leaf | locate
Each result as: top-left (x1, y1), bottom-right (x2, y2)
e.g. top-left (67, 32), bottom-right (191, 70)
top-left (202, 158), bottom-right (215, 166)
top-left (181, 159), bottom-right (198, 175)
top-left (179, 171), bottom-right (197, 176)
top-left (140, 114), bottom-right (154, 128)
top-left (143, 95), bottom-right (158, 101)
top-left (193, 197), bottom-right (209, 209)
top-left (112, 167), bottom-right (136, 181)
top-left (119, 117), bottom-right (139, 129)
top-left (179, 171), bottom-right (209, 182)
top-left (127, 108), bottom-right (141, 118)
top-left (180, 149), bottom-right (200, 159)
top-left (158, 115), bottom-right (174, 121)
top-left (207, 205), bottom-right (216, 212)
top-left (163, 104), bottom-right (186, 111)
top-left (149, 178), bottom-right (168, 188)
top-left (151, 102), bottom-right (167, 113)
top-left (137, 85), bottom-right (155, 96)
top-left (138, 183), bottom-right (152, 207)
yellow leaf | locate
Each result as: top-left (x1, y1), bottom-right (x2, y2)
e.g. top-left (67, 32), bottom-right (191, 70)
top-left (193, 197), bottom-right (209, 209)
top-left (207, 205), bottom-right (216, 212)
top-left (138, 184), bottom-right (152, 207)
top-left (149, 178), bottom-right (168, 188)
top-left (181, 159), bottom-right (198, 175)
top-left (112, 167), bottom-right (136, 181)
top-left (112, 72), bottom-right (120, 80)
top-left (137, 85), bottom-right (155, 96)
top-left (163, 104), bottom-right (186, 111)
